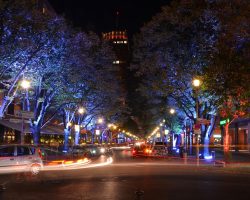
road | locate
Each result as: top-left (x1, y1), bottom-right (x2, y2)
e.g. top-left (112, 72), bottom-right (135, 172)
top-left (1, 149), bottom-right (250, 200)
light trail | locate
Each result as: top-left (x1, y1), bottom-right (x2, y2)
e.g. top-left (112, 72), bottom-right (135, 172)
top-left (0, 157), bottom-right (113, 174)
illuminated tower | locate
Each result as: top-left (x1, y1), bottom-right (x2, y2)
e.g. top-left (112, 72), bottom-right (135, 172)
top-left (102, 30), bottom-right (129, 66)
top-left (102, 12), bottom-right (130, 106)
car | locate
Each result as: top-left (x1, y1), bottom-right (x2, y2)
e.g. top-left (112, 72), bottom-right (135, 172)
top-left (151, 142), bottom-right (168, 156)
top-left (69, 145), bottom-right (91, 158)
top-left (39, 147), bottom-right (70, 163)
top-left (70, 145), bottom-right (109, 157)
top-left (131, 145), bottom-right (151, 157)
top-left (0, 144), bottom-right (44, 175)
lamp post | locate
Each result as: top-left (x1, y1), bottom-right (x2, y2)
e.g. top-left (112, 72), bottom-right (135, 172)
top-left (108, 124), bottom-right (117, 144)
top-left (169, 108), bottom-right (175, 150)
top-left (74, 107), bottom-right (85, 145)
top-left (20, 79), bottom-right (30, 144)
top-left (192, 79), bottom-right (201, 120)
top-left (96, 117), bottom-right (104, 144)
top-left (192, 78), bottom-right (201, 166)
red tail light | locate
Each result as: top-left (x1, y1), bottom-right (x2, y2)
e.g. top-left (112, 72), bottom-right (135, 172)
top-left (132, 150), bottom-right (136, 154)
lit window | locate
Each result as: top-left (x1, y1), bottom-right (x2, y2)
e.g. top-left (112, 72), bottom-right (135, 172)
top-left (113, 60), bottom-right (120, 64)
top-left (124, 41), bottom-right (127, 44)
top-left (113, 41), bottom-right (116, 44)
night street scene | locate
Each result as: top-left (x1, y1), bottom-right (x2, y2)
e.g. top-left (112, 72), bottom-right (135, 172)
top-left (0, 0), bottom-right (249, 200)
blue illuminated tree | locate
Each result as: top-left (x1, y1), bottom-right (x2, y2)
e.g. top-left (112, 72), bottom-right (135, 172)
top-left (133, 0), bottom-right (249, 156)
top-left (133, 0), bottom-right (218, 136)
top-left (0, 0), bottom-right (66, 118)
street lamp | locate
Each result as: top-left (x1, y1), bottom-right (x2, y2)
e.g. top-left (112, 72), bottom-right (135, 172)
top-left (21, 79), bottom-right (31, 89)
top-left (20, 79), bottom-right (31, 144)
top-left (192, 79), bottom-right (201, 88)
top-left (170, 108), bottom-right (175, 114)
top-left (192, 78), bottom-right (201, 165)
top-left (78, 107), bottom-right (85, 114)
top-left (98, 118), bottom-right (103, 124)
top-left (96, 117), bottom-right (104, 143)
top-left (169, 108), bottom-right (175, 149)
top-left (74, 107), bottom-right (85, 145)
top-left (192, 78), bottom-right (201, 119)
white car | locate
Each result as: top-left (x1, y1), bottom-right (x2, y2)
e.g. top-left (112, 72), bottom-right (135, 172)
top-left (152, 145), bottom-right (168, 156)
top-left (0, 145), bottom-right (43, 175)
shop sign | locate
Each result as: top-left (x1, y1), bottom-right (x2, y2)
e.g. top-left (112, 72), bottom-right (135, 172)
top-left (220, 118), bottom-right (230, 126)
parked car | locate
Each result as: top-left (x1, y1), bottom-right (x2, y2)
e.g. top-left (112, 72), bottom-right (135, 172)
top-left (0, 144), bottom-right (43, 175)
top-left (70, 145), bottom-right (108, 157)
top-left (39, 147), bottom-right (70, 163)
top-left (69, 146), bottom-right (91, 158)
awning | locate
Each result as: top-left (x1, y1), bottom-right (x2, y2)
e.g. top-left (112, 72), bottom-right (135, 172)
top-left (0, 119), bottom-right (64, 135)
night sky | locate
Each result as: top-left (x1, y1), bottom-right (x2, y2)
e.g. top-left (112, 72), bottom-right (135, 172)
top-left (48, 0), bottom-right (171, 37)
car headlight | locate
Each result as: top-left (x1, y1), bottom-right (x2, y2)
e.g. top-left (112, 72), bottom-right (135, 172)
top-left (100, 148), bottom-right (105, 153)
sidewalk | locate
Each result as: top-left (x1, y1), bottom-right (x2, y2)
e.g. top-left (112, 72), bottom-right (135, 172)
top-left (164, 149), bottom-right (250, 167)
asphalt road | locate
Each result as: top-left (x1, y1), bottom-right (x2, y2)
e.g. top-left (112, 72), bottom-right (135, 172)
top-left (1, 149), bottom-right (250, 200)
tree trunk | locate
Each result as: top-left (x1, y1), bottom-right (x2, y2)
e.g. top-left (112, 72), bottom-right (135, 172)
top-left (204, 115), bottom-right (215, 158)
top-left (0, 97), bottom-right (11, 118)
top-left (92, 132), bottom-right (95, 144)
top-left (64, 129), bottom-right (70, 151)
top-left (32, 125), bottom-right (41, 145)
top-left (74, 129), bottom-right (80, 145)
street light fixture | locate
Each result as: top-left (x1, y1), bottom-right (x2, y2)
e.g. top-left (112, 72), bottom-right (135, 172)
top-left (192, 78), bottom-right (201, 119)
top-left (78, 107), bottom-right (85, 114)
top-left (21, 79), bottom-right (31, 89)
top-left (98, 118), bottom-right (103, 124)
top-left (170, 108), bottom-right (175, 114)
top-left (192, 78), bottom-right (201, 87)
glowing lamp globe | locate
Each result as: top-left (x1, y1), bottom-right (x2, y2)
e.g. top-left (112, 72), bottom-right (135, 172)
top-left (78, 107), bottom-right (85, 114)
top-left (192, 79), bottom-right (201, 87)
top-left (170, 108), bottom-right (175, 114)
top-left (21, 80), bottom-right (30, 89)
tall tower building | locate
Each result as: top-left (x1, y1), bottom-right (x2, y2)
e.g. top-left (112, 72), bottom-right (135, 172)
top-left (102, 30), bottom-right (129, 66)
top-left (102, 26), bottom-right (130, 106)
top-left (102, 13), bottom-right (141, 134)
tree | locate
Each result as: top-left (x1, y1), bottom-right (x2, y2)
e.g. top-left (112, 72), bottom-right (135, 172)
top-left (132, 0), bottom-right (218, 140)
top-left (0, 0), bottom-right (65, 118)
top-left (133, 0), bottom-right (249, 158)
top-left (50, 31), bottom-right (125, 148)
top-left (203, 0), bottom-right (250, 156)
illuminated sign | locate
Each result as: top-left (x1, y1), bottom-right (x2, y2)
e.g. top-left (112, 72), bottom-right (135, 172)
top-left (164, 130), bottom-right (169, 135)
top-left (95, 130), bottom-right (100, 135)
top-left (220, 118), bottom-right (230, 125)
